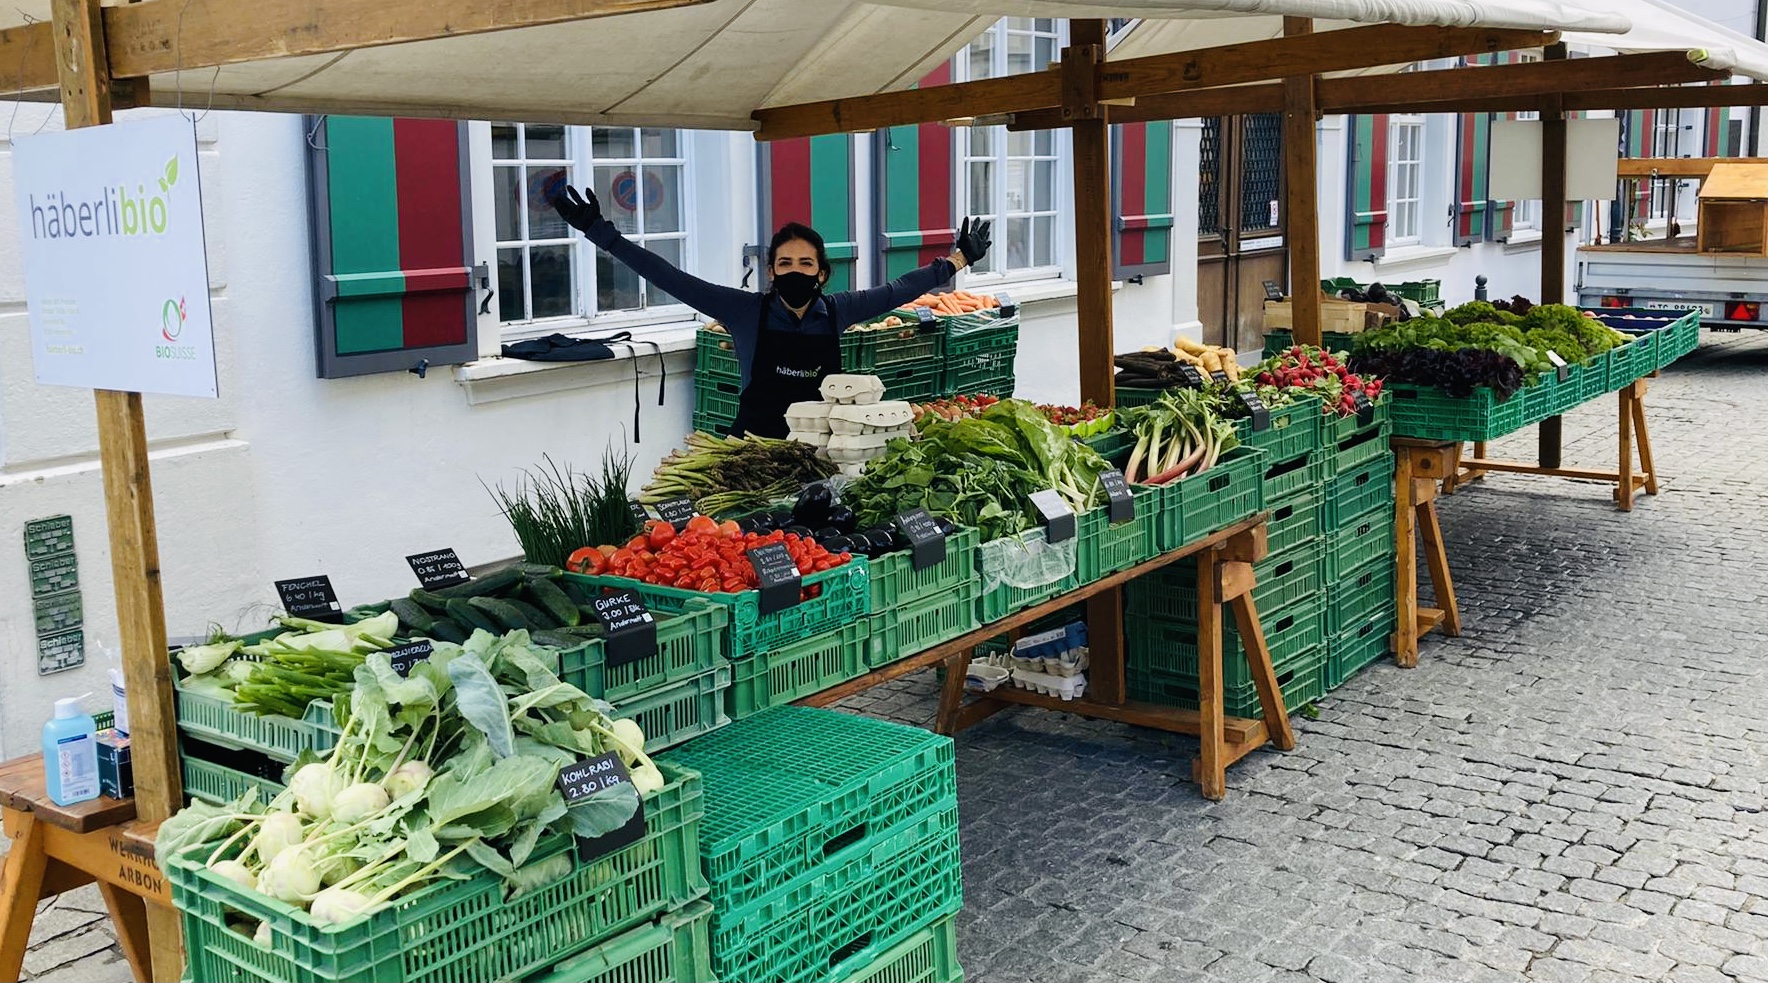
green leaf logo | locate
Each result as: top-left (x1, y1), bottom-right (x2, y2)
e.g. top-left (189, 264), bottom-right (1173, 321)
top-left (163, 156), bottom-right (178, 188)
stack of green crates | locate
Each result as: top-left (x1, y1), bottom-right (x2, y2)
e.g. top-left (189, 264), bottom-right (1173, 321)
top-left (661, 707), bottom-right (963, 983)
top-left (1318, 397), bottom-right (1398, 689)
top-left (941, 311), bottom-right (1019, 397)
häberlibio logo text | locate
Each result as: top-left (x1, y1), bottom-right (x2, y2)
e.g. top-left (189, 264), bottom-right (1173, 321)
top-left (28, 155), bottom-right (181, 241)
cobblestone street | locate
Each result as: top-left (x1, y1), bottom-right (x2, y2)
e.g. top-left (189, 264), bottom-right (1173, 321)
top-left (23, 331), bottom-right (1768, 981)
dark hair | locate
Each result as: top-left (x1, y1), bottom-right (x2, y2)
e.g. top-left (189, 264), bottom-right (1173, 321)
top-left (767, 222), bottom-right (830, 282)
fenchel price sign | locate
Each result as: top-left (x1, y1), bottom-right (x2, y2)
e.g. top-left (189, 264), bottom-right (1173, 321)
top-left (12, 115), bottom-right (218, 398)
top-left (275, 576), bottom-right (342, 623)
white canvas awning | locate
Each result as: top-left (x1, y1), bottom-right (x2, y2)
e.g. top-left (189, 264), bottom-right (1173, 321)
top-left (0, 0), bottom-right (1631, 130)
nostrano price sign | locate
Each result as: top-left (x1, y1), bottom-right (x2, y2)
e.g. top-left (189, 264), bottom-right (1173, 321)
top-left (12, 115), bottom-right (218, 398)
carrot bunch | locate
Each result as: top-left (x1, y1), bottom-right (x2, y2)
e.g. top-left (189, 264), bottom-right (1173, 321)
top-left (906, 291), bottom-right (998, 317)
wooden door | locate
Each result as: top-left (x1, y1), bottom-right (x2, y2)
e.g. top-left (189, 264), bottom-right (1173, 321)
top-left (1196, 114), bottom-right (1288, 352)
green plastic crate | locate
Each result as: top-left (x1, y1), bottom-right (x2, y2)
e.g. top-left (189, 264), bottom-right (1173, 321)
top-left (565, 560), bottom-right (870, 662)
top-left (173, 666), bottom-right (340, 764)
top-left (1262, 329), bottom-right (1358, 357)
top-left (845, 317), bottom-right (946, 371)
top-left (865, 528), bottom-right (980, 611)
top-left (612, 661), bottom-right (731, 753)
top-left (1261, 450), bottom-right (1326, 505)
top-left (695, 374), bottom-right (744, 426)
top-left (1326, 553), bottom-right (1396, 635)
top-left (1519, 363), bottom-right (1592, 425)
top-left (174, 763), bottom-right (706, 983)
top-left (1234, 396), bottom-right (1323, 463)
top-left (1606, 331), bottom-right (1658, 389)
top-left (1581, 349), bottom-right (1613, 401)
top-left (867, 582), bottom-right (980, 668)
top-left (1321, 454), bottom-right (1396, 529)
top-left (697, 327), bottom-right (741, 377)
top-left (1319, 277), bottom-right (1440, 306)
top-left (940, 365), bottom-right (1016, 399)
top-left (1127, 594), bottom-right (1324, 681)
top-left (725, 620), bottom-right (870, 718)
top-left (1266, 490), bottom-right (1320, 556)
top-left (1583, 307), bottom-right (1700, 371)
top-left (660, 707), bottom-right (956, 925)
top-left (1326, 398), bottom-right (1392, 475)
top-left (1127, 542), bottom-right (1322, 627)
top-left (977, 575), bottom-right (1070, 625)
top-left (708, 802), bottom-right (962, 983)
top-left (941, 321), bottom-right (1018, 396)
top-left (1327, 607), bottom-right (1395, 689)
top-left (1077, 496), bottom-right (1156, 584)
top-left (845, 913), bottom-right (962, 983)
top-left (692, 412), bottom-right (734, 436)
top-left (1155, 446), bottom-right (1266, 552)
top-left (182, 752), bottom-right (285, 805)
top-left (944, 318), bottom-right (1018, 358)
top-left (876, 357), bottom-right (944, 402)
top-left (1080, 428), bottom-right (1137, 466)
top-left (1386, 382), bottom-right (1527, 443)
top-left (1114, 386), bottom-right (1167, 409)
top-left (560, 601), bottom-right (728, 704)
top-left (1129, 642), bottom-right (1326, 719)
top-left (528, 901), bottom-right (713, 983)
top-left (1324, 503), bottom-right (1396, 580)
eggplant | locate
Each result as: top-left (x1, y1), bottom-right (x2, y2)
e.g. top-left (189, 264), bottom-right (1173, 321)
top-left (825, 505), bottom-right (859, 535)
top-left (786, 525), bottom-right (815, 539)
top-left (737, 516), bottom-right (767, 535)
top-left (933, 517), bottom-right (959, 536)
top-left (814, 526), bottom-right (844, 542)
top-left (793, 482), bottom-right (834, 529)
top-left (769, 510), bottom-right (796, 531)
top-left (822, 535), bottom-right (854, 554)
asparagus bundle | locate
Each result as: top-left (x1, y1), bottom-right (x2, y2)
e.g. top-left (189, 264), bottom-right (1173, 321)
top-left (640, 432), bottom-right (837, 517)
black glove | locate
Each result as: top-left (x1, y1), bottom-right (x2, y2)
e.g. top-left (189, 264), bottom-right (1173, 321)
top-left (551, 185), bottom-right (603, 234)
top-left (955, 216), bottom-right (993, 268)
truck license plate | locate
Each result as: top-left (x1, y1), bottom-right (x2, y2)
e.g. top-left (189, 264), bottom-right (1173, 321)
top-left (1645, 300), bottom-right (1716, 317)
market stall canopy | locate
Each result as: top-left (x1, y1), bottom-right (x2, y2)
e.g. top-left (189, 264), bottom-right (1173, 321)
top-left (1110, 0), bottom-right (1768, 81)
top-left (0, 0), bottom-right (1627, 130)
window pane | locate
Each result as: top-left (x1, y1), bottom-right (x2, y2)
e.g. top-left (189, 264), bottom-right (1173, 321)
top-left (640, 128), bottom-right (678, 159)
top-left (497, 247), bottom-right (526, 321)
top-left (1033, 160), bottom-right (1055, 211)
top-left (645, 164), bottom-right (684, 234)
top-left (968, 30), bottom-right (994, 81)
top-left (1006, 32), bottom-right (1033, 76)
top-left (527, 167), bottom-right (569, 239)
top-left (1035, 36), bottom-right (1056, 71)
top-left (526, 125), bottom-right (567, 160)
top-left (593, 127), bottom-right (636, 160)
top-left (1032, 216), bottom-right (1053, 267)
top-left (492, 124), bottom-right (519, 160)
top-left (644, 238), bottom-right (685, 306)
top-left (1034, 130), bottom-right (1053, 156)
top-left (1005, 159), bottom-right (1030, 213)
top-left (1034, 17), bottom-right (1055, 32)
top-left (1007, 129), bottom-right (1031, 158)
top-left (968, 162), bottom-right (993, 218)
top-left (968, 126), bottom-right (994, 157)
top-left (595, 165), bottom-right (641, 235)
top-left (529, 245), bottom-right (574, 318)
top-left (494, 166), bottom-right (522, 242)
top-left (1004, 216), bottom-right (1030, 271)
top-left (597, 250), bottom-right (643, 312)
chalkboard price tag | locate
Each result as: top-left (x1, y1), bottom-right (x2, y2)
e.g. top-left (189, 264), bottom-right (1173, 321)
top-left (628, 501), bottom-right (653, 526)
top-left (1178, 364), bottom-right (1209, 389)
top-left (1351, 390), bottom-right (1376, 427)
top-left (1263, 279), bottom-right (1285, 301)
top-left (591, 590), bottom-right (658, 671)
top-left (914, 306), bottom-right (937, 325)
top-left (1211, 370), bottom-right (1231, 383)
top-left (749, 543), bottom-right (803, 615)
top-left (387, 640), bottom-right (434, 678)
top-left (655, 498), bottom-right (696, 530)
top-left (894, 508), bottom-right (947, 571)
top-left (405, 548), bottom-right (470, 590)
top-left (1099, 470), bottom-right (1135, 525)
top-left (275, 576), bottom-right (343, 623)
top-left (995, 292), bottom-right (1016, 318)
top-left (557, 752), bottom-right (647, 862)
top-left (1238, 390), bottom-right (1271, 431)
top-left (1029, 489), bottom-right (1076, 544)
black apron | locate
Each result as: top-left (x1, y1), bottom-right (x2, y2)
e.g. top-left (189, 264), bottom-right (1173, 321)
top-left (730, 294), bottom-right (842, 439)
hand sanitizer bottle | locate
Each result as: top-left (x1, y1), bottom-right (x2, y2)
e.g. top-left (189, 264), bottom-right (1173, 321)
top-left (43, 695), bottom-right (99, 805)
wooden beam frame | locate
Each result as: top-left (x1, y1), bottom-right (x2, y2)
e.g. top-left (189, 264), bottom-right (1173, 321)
top-left (1618, 156), bottom-right (1768, 177)
top-left (754, 24), bottom-right (1558, 140)
top-left (1284, 17), bottom-right (1322, 348)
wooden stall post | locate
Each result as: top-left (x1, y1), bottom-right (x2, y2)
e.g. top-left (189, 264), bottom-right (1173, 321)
top-left (1283, 17), bottom-right (1322, 348)
top-left (1538, 42), bottom-right (1569, 469)
top-left (47, 0), bottom-right (183, 977)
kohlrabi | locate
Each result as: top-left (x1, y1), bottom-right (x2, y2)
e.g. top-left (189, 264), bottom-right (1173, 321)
top-left (330, 783), bottom-right (391, 825)
top-left (210, 859), bottom-right (258, 892)
top-left (252, 812), bottom-right (304, 865)
top-left (289, 762), bottom-right (345, 820)
top-left (260, 847), bottom-right (322, 904)
top-left (383, 761), bottom-right (433, 800)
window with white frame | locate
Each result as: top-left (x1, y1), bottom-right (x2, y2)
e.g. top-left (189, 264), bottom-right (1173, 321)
top-left (1387, 116), bottom-right (1425, 246)
top-left (956, 18), bottom-right (1064, 280)
top-left (1510, 54), bottom-right (1541, 231)
top-left (1648, 109), bottom-right (1683, 220)
top-left (491, 123), bottom-right (690, 328)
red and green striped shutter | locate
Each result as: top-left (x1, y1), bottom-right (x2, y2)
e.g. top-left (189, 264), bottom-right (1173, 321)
top-left (876, 65), bottom-right (955, 281)
top-left (1706, 105), bottom-right (1733, 157)
top-left (1624, 109), bottom-right (1654, 221)
top-left (1346, 114), bottom-right (1389, 260)
top-left (1453, 112), bottom-right (1491, 245)
top-left (307, 116), bottom-right (478, 379)
top-left (761, 135), bottom-right (858, 291)
top-left (1113, 120), bottom-right (1174, 278)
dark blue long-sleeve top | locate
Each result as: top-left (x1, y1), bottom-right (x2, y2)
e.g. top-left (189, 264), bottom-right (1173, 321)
top-left (587, 220), bottom-right (957, 387)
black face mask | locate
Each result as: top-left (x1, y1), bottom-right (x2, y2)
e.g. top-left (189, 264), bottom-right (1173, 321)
top-left (774, 271), bottom-right (822, 309)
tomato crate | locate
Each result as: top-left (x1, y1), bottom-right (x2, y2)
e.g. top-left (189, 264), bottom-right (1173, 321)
top-left (565, 560), bottom-right (870, 662)
top-left (173, 763), bottom-right (706, 983)
top-left (1266, 490), bottom-right (1320, 556)
top-left (1077, 494), bottom-right (1156, 584)
top-left (877, 356), bottom-right (945, 403)
top-left (707, 803), bottom-right (962, 983)
top-left (660, 707), bottom-right (956, 924)
top-left (725, 620), bottom-right (870, 718)
top-left (1327, 607), bottom-right (1396, 689)
top-left (612, 661), bottom-right (731, 753)
top-left (1129, 642), bottom-right (1326, 719)
top-left (1234, 395), bottom-right (1323, 463)
top-left (172, 654), bottom-right (341, 764)
top-left (1325, 498), bottom-right (1396, 577)
top-left (694, 375), bottom-right (744, 430)
top-left (528, 901), bottom-right (712, 983)
top-left (1261, 450), bottom-right (1326, 505)
top-left (1262, 329), bottom-right (1360, 358)
top-left (1326, 554), bottom-right (1396, 635)
top-left (696, 327), bottom-right (740, 378)
top-left (845, 317), bottom-right (946, 371)
top-left (846, 913), bottom-right (961, 983)
top-left (560, 600), bottom-right (728, 704)
top-left (1321, 453), bottom-right (1395, 529)
top-left (1386, 382), bottom-right (1526, 443)
top-left (866, 528), bottom-right (981, 611)
top-left (867, 581), bottom-right (980, 668)
top-left (1127, 543), bottom-right (1322, 629)
top-left (1606, 331), bottom-right (1659, 389)
top-left (1154, 446), bottom-right (1266, 552)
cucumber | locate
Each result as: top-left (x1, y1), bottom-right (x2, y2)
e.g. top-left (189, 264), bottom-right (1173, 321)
top-left (422, 619), bottom-right (468, 644)
top-left (410, 589), bottom-right (454, 613)
top-left (446, 598), bottom-right (500, 634)
top-left (531, 630), bottom-right (583, 650)
top-left (469, 596), bottom-right (535, 632)
top-left (519, 563), bottom-right (562, 579)
top-left (556, 624), bottom-right (608, 638)
top-left (389, 598), bottom-right (436, 634)
top-left (560, 579), bottom-right (594, 606)
top-left (504, 597), bottom-right (559, 630)
top-left (434, 566), bottom-right (524, 600)
top-left (525, 577), bottom-right (581, 627)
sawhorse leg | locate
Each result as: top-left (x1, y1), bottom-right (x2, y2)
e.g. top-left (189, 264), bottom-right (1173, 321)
top-left (0, 811), bottom-right (49, 983)
top-left (1413, 475), bottom-right (1462, 638)
top-left (1617, 378), bottom-right (1659, 510)
top-left (1395, 449), bottom-right (1421, 667)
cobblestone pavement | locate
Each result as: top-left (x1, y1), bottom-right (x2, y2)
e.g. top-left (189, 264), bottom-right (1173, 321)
top-left (25, 331), bottom-right (1768, 981)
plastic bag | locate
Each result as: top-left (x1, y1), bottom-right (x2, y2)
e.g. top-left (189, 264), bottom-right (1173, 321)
top-left (978, 529), bottom-right (1076, 593)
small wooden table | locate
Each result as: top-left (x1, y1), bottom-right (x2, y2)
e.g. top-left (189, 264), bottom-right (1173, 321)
top-left (801, 515), bottom-right (1296, 800)
top-left (1449, 377), bottom-right (1659, 510)
top-left (1392, 439), bottom-right (1464, 668)
top-left (0, 755), bottom-right (173, 983)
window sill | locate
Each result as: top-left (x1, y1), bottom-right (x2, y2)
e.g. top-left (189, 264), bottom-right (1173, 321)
top-left (1502, 229), bottom-right (1544, 249)
top-left (988, 278), bottom-right (1123, 307)
top-left (1374, 244), bottom-right (1460, 270)
top-left (454, 324), bottom-right (699, 405)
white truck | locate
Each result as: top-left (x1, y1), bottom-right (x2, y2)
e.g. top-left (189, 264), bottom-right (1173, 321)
top-left (1575, 159), bottom-right (1768, 331)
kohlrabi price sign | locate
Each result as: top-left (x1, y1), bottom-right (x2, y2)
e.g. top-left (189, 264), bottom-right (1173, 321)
top-left (11, 115), bottom-right (218, 398)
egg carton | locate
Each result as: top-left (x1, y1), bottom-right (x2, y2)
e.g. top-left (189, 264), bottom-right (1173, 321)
top-left (827, 401), bottom-right (914, 436)
top-left (965, 663), bottom-right (1012, 693)
top-left (837, 462), bottom-right (868, 477)
top-left (820, 374), bottom-right (886, 405)
top-left (826, 432), bottom-right (895, 464)
top-left (785, 401), bottom-right (834, 434)
top-left (1010, 668), bottom-right (1087, 701)
top-left (787, 430), bottom-right (831, 448)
